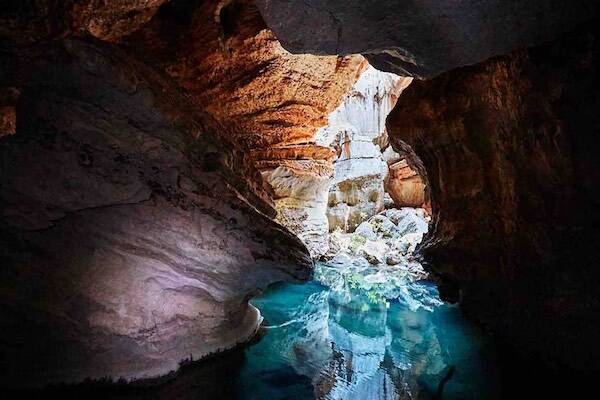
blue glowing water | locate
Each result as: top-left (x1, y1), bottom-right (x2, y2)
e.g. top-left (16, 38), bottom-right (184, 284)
top-left (235, 263), bottom-right (501, 400)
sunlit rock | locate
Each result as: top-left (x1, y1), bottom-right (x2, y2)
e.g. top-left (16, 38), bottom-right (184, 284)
top-left (258, 146), bottom-right (335, 257)
top-left (126, 0), bottom-right (365, 151)
top-left (360, 240), bottom-right (388, 265)
top-left (316, 66), bottom-right (412, 232)
top-left (386, 159), bottom-right (427, 208)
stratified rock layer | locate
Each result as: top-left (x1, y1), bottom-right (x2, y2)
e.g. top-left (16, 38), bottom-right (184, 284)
top-left (256, 0), bottom-right (600, 77)
top-left (0, 38), bottom-right (311, 387)
top-left (387, 24), bottom-right (600, 371)
top-left (257, 145), bottom-right (335, 257)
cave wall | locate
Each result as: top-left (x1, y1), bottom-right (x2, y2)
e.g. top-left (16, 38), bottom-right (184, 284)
top-left (256, 0), bottom-right (600, 78)
top-left (387, 24), bottom-right (600, 371)
top-left (0, 0), bottom-right (170, 45)
top-left (125, 0), bottom-right (365, 150)
top-left (122, 0), bottom-right (365, 256)
top-left (0, 38), bottom-right (311, 387)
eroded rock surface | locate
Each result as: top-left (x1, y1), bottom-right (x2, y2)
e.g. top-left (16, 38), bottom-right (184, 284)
top-left (126, 0), bottom-right (364, 150)
top-left (387, 24), bottom-right (600, 371)
top-left (0, 38), bottom-right (311, 387)
top-left (386, 159), bottom-right (427, 209)
top-left (123, 0), bottom-right (365, 256)
top-left (316, 66), bottom-right (411, 232)
top-left (257, 145), bottom-right (335, 257)
top-left (256, 0), bottom-right (600, 77)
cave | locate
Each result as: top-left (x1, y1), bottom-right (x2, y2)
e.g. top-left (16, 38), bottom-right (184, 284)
top-left (1, 1), bottom-right (599, 399)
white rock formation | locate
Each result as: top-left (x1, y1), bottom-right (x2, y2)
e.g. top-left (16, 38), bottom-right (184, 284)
top-left (316, 65), bottom-right (412, 232)
top-left (261, 162), bottom-right (332, 257)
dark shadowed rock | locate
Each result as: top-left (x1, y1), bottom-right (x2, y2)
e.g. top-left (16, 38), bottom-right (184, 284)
top-left (387, 23), bottom-right (600, 372)
top-left (256, 0), bottom-right (600, 77)
top-left (0, 38), bottom-right (311, 387)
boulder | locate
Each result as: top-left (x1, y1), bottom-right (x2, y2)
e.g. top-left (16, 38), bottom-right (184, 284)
top-left (360, 241), bottom-right (388, 265)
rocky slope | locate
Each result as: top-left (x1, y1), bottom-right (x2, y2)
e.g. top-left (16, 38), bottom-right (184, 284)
top-left (0, 38), bottom-right (311, 387)
top-left (387, 24), bottom-right (600, 371)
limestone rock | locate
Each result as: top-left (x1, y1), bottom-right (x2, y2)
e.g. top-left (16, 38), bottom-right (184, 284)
top-left (126, 0), bottom-right (365, 150)
top-left (360, 241), bottom-right (388, 265)
top-left (259, 147), bottom-right (334, 257)
top-left (316, 66), bottom-right (411, 232)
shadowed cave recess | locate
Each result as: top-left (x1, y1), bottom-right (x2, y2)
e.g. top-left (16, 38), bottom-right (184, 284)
top-left (1, 0), bottom-right (600, 399)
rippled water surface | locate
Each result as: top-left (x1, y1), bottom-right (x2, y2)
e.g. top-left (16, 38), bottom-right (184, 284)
top-left (234, 263), bottom-right (501, 400)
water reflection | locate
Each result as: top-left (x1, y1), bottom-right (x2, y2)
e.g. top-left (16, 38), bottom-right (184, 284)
top-left (238, 271), bottom-right (500, 400)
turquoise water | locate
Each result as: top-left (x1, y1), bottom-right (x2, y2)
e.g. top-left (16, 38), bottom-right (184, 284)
top-left (235, 265), bottom-right (501, 400)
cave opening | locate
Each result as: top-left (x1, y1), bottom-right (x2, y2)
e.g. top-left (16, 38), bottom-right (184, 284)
top-left (235, 64), bottom-right (503, 400)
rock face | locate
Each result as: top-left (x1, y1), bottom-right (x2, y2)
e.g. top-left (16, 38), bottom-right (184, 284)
top-left (316, 66), bottom-right (411, 232)
top-left (126, 0), bottom-right (364, 149)
top-left (256, 0), bottom-right (600, 77)
top-left (0, 88), bottom-right (18, 137)
top-left (387, 24), bottom-right (600, 372)
top-left (0, 39), bottom-right (311, 387)
top-left (123, 0), bottom-right (365, 257)
top-left (0, 0), bottom-right (169, 44)
top-left (386, 159), bottom-right (427, 208)
top-left (257, 145), bottom-right (335, 257)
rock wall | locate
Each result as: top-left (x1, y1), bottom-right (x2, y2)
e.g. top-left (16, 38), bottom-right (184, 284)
top-left (316, 66), bottom-right (412, 232)
top-left (256, 0), bottom-right (600, 78)
top-left (255, 146), bottom-right (335, 257)
top-left (387, 24), bottom-right (600, 371)
top-left (122, 0), bottom-right (365, 257)
top-left (0, 0), bottom-right (169, 44)
top-left (125, 0), bottom-right (364, 150)
top-left (0, 39), bottom-right (311, 387)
